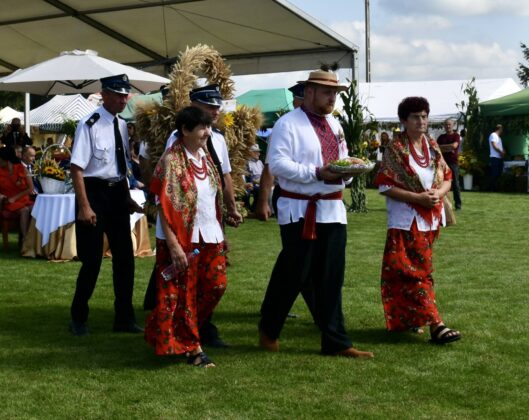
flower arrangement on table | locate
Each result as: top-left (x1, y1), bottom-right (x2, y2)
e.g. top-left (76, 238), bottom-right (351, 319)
top-left (37, 144), bottom-right (71, 194)
top-left (458, 149), bottom-right (485, 176)
top-left (38, 158), bottom-right (66, 181)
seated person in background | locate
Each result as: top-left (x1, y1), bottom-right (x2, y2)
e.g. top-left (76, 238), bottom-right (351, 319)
top-left (244, 144), bottom-right (264, 212)
top-left (0, 146), bottom-right (34, 242)
top-left (127, 142), bottom-right (145, 193)
top-left (127, 122), bottom-right (137, 147)
top-left (20, 146), bottom-right (36, 174)
top-left (21, 146), bottom-right (41, 196)
top-left (14, 145), bottom-right (23, 160)
top-left (130, 142), bottom-right (144, 185)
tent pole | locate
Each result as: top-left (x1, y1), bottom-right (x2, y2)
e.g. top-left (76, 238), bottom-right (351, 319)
top-left (352, 50), bottom-right (359, 83)
top-left (365, 0), bottom-right (371, 83)
top-left (24, 93), bottom-right (30, 136)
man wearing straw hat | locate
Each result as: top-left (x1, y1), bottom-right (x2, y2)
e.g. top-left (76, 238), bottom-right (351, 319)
top-left (258, 68), bottom-right (374, 358)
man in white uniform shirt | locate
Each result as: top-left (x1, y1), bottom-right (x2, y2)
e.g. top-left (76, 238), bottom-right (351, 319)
top-left (258, 69), bottom-right (374, 359)
top-left (68, 74), bottom-right (143, 336)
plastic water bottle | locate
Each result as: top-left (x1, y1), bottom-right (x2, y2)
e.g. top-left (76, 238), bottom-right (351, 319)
top-left (161, 249), bottom-right (200, 281)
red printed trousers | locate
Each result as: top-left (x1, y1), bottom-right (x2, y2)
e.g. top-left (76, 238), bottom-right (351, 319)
top-left (145, 239), bottom-right (227, 355)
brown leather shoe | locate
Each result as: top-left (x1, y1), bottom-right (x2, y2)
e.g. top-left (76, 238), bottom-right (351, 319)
top-left (335, 347), bottom-right (374, 359)
top-left (259, 329), bottom-right (279, 352)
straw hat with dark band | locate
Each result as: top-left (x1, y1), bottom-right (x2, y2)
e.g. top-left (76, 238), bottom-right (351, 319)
top-left (298, 69), bottom-right (347, 92)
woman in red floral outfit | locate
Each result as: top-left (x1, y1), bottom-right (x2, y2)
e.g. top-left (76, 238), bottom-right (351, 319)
top-left (374, 97), bottom-right (461, 345)
top-left (145, 107), bottom-right (227, 367)
top-left (0, 146), bottom-right (34, 242)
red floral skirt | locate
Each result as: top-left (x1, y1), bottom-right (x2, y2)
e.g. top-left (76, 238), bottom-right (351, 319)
top-left (144, 239), bottom-right (227, 355)
top-left (381, 222), bottom-right (442, 331)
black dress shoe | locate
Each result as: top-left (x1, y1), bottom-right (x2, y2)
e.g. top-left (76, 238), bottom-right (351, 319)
top-left (113, 322), bottom-right (144, 333)
top-left (69, 320), bottom-right (89, 336)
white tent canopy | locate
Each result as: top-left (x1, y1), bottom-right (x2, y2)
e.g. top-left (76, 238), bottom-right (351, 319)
top-left (0, 0), bottom-right (358, 78)
top-left (0, 106), bottom-right (22, 124)
top-left (359, 78), bottom-right (521, 123)
top-left (29, 94), bottom-right (97, 130)
top-left (0, 50), bottom-right (170, 95)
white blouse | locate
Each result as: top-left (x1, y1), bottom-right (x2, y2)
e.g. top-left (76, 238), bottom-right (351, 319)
top-left (379, 143), bottom-right (445, 232)
top-left (156, 147), bottom-right (224, 243)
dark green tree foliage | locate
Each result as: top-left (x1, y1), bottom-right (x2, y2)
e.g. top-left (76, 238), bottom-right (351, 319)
top-left (61, 119), bottom-right (78, 139)
top-left (456, 78), bottom-right (482, 154)
top-left (0, 91), bottom-right (24, 110)
top-left (517, 42), bottom-right (529, 88)
top-left (0, 92), bottom-right (52, 111)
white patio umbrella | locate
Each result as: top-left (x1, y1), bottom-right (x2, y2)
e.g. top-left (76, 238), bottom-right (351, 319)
top-left (0, 49), bottom-right (169, 95)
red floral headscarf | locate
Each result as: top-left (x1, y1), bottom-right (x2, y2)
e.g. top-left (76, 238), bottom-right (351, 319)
top-left (150, 139), bottom-right (223, 250)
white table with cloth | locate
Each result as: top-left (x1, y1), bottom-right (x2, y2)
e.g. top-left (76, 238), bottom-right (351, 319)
top-left (21, 190), bottom-right (153, 260)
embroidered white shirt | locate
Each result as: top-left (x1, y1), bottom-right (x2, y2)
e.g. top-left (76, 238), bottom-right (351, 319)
top-left (267, 107), bottom-right (350, 226)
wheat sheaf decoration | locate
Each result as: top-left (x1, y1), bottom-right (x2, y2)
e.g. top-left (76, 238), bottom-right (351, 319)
top-left (217, 106), bottom-right (263, 197)
top-left (134, 44), bottom-right (262, 198)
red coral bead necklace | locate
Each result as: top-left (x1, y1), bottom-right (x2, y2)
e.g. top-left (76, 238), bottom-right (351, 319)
top-left (190, 157), bottom-right (208, 180)
top-left (409, 135), bottom-right (430, 168)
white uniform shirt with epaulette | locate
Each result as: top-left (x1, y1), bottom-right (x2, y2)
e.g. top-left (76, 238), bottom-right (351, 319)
top-left (71, 105), bottom-right (130, 180)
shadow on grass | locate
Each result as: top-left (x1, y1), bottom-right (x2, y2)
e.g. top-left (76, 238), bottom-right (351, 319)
top-left (349, 327), bottom-right (427, 345)
top-left (0, 305), bottom-right (310, 370)
top-left (0, 301), bottom-right (428, 373)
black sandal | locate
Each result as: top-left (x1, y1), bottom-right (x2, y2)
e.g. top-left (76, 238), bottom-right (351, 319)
top-left (187, 351), bottom-right (216, 368)
top-left (430, 325), bottom-right (461, 345)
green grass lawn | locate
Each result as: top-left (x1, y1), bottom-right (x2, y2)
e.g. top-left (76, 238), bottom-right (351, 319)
top-left (1, 190), bottom-right (528, 419)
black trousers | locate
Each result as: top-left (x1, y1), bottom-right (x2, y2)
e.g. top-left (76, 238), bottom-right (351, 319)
top-left (490, 157), bottom-right (503, 192)
top-left (447, 162), bottom-right (462, 209)
top-left (259, 221), bottom-right (352, 354)
top-left (70, 179), bottom-right (135, 325)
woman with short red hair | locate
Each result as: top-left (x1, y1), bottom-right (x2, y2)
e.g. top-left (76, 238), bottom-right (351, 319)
top-left (375, 96), bottom-right (461, 345)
